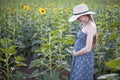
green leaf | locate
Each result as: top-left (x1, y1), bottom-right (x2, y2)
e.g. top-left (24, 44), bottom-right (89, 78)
top-left (31, 33), bottom-right (37, 40)
top-left (41, 37), bottom-right (48, 41)
top-left (52, 70), bottom-right (58, 80)
top-left (49, 30), bottom-right (59, 35)
top-left (0, 39), bottom-right (7, 48)
top-left (111, 32), bottom-right (117, 39)
top-left (116, 57), bottom-right (120, 60)
top-left (0, 48), bottom-right (3, 54)
top-left (105, 60), bottom-right (120, 70)
top-left (28, 69), bottom-right (39, 78)
top-left (29, 59), bottom-right (43, 69)
top-left (35, 49), bottom-right (42, 53)
top-left (42, 43), bottom-right (54, 49)
top-left (64, 39), bottom-right (74, 45)
top-left (15, 56), bottom-right (25, 62)
top-left (16, 62), bottom-right (27, 66)
top-left (64, 35), bottom-right (74, 45)
top-left (5, 45), bottom-right (17, 55)
top-left (55, 54), bottom-right (65, 60)
top-left (0, 57), bottom-right (4, 62)
top-left (65, 66), bottom-right (71, 72)
top-left (13, 71), bottom-right (27, 80)
top-left (16, 42), bottom-right (25, 48)
top-left (97, 73), bottom-right (118, 79)
top-left (0, 39), bottom-right (13, 48)
top-left (43, 72), bottom-right (50, 80)
top-left (32, 40), bottom-right (41, 45)
top-left (59, 27), bottom-right (67, 32)
top-left (43, 70), bottom-right (59, 80)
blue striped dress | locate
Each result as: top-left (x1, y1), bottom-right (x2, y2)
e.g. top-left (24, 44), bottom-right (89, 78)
top-left (70, 30), bottom-right (94, 80)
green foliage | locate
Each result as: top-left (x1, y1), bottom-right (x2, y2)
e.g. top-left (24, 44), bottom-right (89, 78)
top-left (0, 0), bottom-right (120, 80)
top-left (105, 60), bottom-right (120, 71)
top-left (13, 71), bottom-right (27, 80)
top-left (97, 73), bottom-right (120, 80)
top-left (0, 39), bottom-right (26, 80)
top-left (94, 3), bottom-right (120, 79)
top-left (29, 59), bottom-right (43, 69)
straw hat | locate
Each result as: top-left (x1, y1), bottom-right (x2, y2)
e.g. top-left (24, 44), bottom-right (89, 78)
top-left (68, 4), bottom-right (96, 22)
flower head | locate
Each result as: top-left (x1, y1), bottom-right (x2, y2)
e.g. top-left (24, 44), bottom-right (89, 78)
top-left (39, 8), bottom-right (46, 15)
top-left (106, 5), bottom-right (111, 11)
top-left (114, 4), bottom-right (118, 8)
top-left (23, 6), bottom-right (30, 10)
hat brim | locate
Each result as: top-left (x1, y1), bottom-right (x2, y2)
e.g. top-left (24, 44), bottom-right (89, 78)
top-left (68, 11), bottom-right (96, 22)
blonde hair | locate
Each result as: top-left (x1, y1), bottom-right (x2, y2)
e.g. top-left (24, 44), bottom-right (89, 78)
top-left (88, 14), bottom-right (98, 49)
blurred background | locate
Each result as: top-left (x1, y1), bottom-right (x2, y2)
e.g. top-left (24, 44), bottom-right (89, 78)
top-left (0, 0), bottom-right (120, 80)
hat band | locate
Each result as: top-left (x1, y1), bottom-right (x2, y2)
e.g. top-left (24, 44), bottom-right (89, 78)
top-left (73, 10), bottom-right (89, 15)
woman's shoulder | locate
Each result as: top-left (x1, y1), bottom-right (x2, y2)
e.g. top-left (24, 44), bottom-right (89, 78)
top-left (85, 21), bottom-right (96, 30)
top-left (89, 21), bottom-right (96, 28)
top-left (85, 21), bottom-right (96, 35)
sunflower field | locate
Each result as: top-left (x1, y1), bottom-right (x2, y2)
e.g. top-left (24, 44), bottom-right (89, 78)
top-left (0, 0), bottom-right (120, 80)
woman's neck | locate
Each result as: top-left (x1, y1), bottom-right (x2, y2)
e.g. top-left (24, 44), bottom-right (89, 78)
top-left (82, 19), bottom-right (90, 29)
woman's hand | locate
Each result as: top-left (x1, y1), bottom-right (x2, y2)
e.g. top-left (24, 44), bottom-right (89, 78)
top-left (73, 50), bottom-right (77, 56)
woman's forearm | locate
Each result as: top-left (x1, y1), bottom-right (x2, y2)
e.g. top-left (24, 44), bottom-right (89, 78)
top-left (74, 47), bottom-right (91, 56)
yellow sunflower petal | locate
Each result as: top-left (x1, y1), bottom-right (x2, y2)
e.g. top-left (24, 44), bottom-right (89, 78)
top-left (23, 6), bottom-right (30, 10)
top-left (39, 8), bottom-right (46, 15)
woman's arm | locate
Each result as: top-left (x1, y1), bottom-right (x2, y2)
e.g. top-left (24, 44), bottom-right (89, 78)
top-left (74, 25), bottom-right (95, 56)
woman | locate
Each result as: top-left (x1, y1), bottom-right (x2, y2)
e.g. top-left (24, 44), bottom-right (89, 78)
top-left (68, 4), bottom-right (98, 80)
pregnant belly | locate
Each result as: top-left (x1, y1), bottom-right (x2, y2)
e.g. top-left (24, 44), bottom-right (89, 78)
top-left (73, 40), bottom-right (85, 51)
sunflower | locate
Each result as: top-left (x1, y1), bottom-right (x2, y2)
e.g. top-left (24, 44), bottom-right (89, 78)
top-left (114, 4), bottom-right (118, 8)
top-left (23, 6), bottom-right (30, 10)
top-left (106, 5), bottom-right (111, 11)
top-left (7, 7), bottom-right (11, 11)
top-left (52, 8), bottom-right (58, 12)
top-left (39, 8), bottom-right (46, 15)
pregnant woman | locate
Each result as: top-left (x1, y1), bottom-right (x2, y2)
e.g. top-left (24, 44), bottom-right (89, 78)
top-left (68, 4), bottom-right (98, 80)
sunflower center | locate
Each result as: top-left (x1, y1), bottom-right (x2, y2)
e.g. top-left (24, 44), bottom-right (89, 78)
top-left (42, 10), bottom-right (44, 13)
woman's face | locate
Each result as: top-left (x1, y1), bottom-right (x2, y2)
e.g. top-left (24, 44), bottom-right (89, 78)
top-left (77, 15), bottom-right (87, 22)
